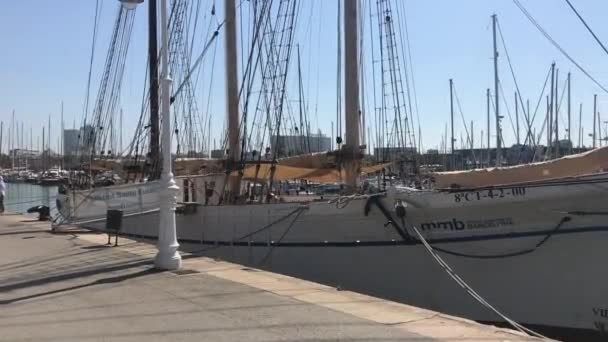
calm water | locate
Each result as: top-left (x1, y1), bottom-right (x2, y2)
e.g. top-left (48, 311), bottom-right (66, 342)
top-left (4, 183), bottom-right (58, 216)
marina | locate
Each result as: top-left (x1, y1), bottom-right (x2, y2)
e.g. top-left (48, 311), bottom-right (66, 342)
top-left (2, 0), bottom-right (608, 341)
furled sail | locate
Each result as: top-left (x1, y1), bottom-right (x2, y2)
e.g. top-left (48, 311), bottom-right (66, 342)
top-left (431, 146), bottom-right (608, 189)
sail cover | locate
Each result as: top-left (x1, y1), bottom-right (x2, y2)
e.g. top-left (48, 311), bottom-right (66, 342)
top-left (431, 146), bottom-right (608, 189)
top-left (237, 163), bottom-right (389, 183)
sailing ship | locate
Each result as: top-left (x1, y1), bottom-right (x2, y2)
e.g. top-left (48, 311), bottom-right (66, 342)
top-left (55, 0), bottom-right (608, 339)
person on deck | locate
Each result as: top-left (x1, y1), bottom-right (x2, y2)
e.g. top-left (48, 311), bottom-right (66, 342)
top-left (0, 176), bottom-right (6, 214)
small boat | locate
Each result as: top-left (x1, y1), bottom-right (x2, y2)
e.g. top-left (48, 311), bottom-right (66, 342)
top-left (38, 169), bottom-right (64, 186)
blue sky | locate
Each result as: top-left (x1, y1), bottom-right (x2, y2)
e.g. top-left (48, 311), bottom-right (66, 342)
top-left (1, 0), bottom-right (608, 154)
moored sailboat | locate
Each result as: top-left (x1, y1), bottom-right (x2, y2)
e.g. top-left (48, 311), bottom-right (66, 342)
top-left (55, 0), bottom-right (608, 339)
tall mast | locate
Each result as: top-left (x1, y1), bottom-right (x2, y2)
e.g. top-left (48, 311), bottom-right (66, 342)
top-left (21, 122), bottom-right (24, 169)
top-left (554, 68), bottom-right (559, 158)
top-left (42, 127), bottom-right (45, 171)
top-left (8, 112), bottom-right (12, 169)
top-left (61, 101), bottom-right (64, 168)
top-left (527, 99), bottom-right (531, 145)
top-left (568, 72), bottom-right (572, 154)
top-left (207, 119), bottom-right (211, 158)
top-left (0, 122), bottom-right (3, 161)
top-left (344, 0), bottom-right (360, 188)
top-left (492, 14), bottom-right (501, 166)
top-left (331, 121), bottom-right (334, 151)
top-left (515, 92), bottom-right (520, 145)
top-left (110, 110), bottom-right (114, 156)
top-left (148, 0), bottom-right (161, 178)
top-left (486, 88), bottom-right (490, 166)
top-left (593, 94), bottom-right (597, 148)
top-left (120, 108), bottom-right (123, 155)
top-left (224, 0), bottom-right (241, 197)
top-left (48, 114), bottom-right (51, 163)
top-left (470, 120), bottom-right (474, 152)
top-left (579, 103), bottom-right (583, 148)
top-left (443, 123), bottom-right (448, 169)
top-left (548, 63), bottom-right (555, 156)
top-left (449, 79), bottom-right (454, 170)
top-left (297, 44), bottom-right (304, 151)
top-left (599, 111), bottom-right (603, 147)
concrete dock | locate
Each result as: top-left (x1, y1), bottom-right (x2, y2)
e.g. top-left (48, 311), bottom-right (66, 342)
top-left (0, 213), bottom-right (543, 341)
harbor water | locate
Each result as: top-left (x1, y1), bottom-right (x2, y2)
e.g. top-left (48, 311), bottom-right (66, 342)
top-left (4, 183), bottom-right (58, 216)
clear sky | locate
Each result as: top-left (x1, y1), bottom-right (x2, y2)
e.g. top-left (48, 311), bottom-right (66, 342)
top-left (1, 0), bottom-right (608, 154)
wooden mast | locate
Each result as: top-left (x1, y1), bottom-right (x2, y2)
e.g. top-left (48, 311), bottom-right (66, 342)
top-left (343, 0), bottom-right (361, 189)
top-left (148, 0), bottom-right (160, 179)
top-left (225, 0), bottom-right (241, 199)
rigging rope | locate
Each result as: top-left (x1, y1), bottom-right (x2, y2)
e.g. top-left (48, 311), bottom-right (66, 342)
top-left (496, 19), bottom-right (534, 148)
top-left (452, 85), bottom-right (478, 165)
top-left (409, 221), bottom-right (549, 339)
top-left (563, 0), bottom-right (608, 58)
top-left (513, 0), bottom-right (608, 94)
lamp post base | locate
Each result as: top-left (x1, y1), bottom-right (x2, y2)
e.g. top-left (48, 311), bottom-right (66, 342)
top-left (154, 250), bottom-right (182, 270)
top-left (154, 173), bottom-right (182, 271)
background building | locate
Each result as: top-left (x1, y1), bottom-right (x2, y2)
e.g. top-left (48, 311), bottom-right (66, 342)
top-left (270, 133), bottom-right (331, 158)
top-left (373, 147), bottom-right (417, 160)
top-left (63, 129), bottom-right (80, 156)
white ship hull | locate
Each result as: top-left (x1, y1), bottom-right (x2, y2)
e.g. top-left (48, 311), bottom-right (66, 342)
top-left (56, 175), bottom-right (608, 339)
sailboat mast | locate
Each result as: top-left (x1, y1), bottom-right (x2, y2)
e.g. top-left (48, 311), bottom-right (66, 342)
top-left (42, 127), bottom-right (45, 171)
top-left (344, 0), bottom-right (361, 189)
top-left (522, 99), bottom-right (535, 146)
top-left (549, 63), bottom-right (555, 154)
top-left (61, 101), bottom-right (64, 168)
top-left (8, 113), bottom-right (12, 169)
top-left (449, 79), bottom-right (454, 170)
top-left (48, 114), bottom-right (51, 165)
top-left (148, 0), bottom-right (161, 178)
top-left (515, 92), bottom-right (520, 145)
top-left (120, 108), bottom-right (123, 155)
top-left (486, 88), bottom-right (490, 166)
top-left (555, 68), bottom-right (559, 158)
top-left (297, 44), bottom-right (304, 152)
top-left (224, 0), bottom-right (241, 197)
top-left (593, 94), bottom-right (597, 148)
top-left (492, 14), bottom-right (501, 166)
top-left (470, 120), bottom-right (474, 152)
top-left (579, 103), bottom-right (583, 148)
top-left (598, 111), bottom-right (603, 147)
top-left (568, 72), bottom-right (572, 154)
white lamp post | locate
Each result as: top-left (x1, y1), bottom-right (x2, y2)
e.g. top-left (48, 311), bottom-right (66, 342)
top-left (119, 0), bottom-right (143, 10)
top-left (154, 0), bottom-right (182, 270)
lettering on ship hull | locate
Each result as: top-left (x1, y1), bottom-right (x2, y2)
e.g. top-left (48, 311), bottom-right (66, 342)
top-left (593, 307), bottom-right (608, 335)
top-left (420, 218), bottom-right (514, 231)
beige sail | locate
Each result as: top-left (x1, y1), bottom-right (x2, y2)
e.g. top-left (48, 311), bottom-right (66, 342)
top-left (431, 146), bottom-right (608, 189)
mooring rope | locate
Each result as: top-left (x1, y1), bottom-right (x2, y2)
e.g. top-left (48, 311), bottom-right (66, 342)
top-left (405, 215), bottom-right (549, 339)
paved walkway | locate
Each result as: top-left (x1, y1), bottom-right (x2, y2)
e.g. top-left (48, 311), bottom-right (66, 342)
top-left (0, 214), bottom-right (544, 341)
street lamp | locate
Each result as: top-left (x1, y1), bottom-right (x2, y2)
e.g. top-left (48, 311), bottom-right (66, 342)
top-left (119, 0), bottom-right (143, 10)
top-left (154, 0), bottom-right (182, 270)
